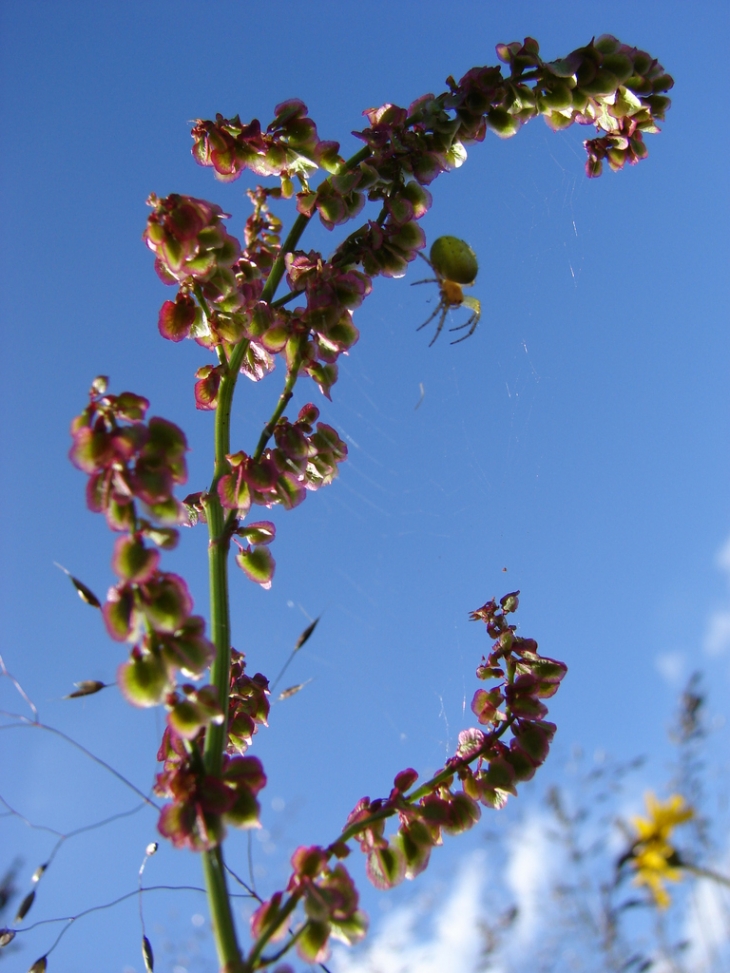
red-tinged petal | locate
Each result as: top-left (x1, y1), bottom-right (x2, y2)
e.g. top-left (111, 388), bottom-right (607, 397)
top-left (240, 342), bottom-right (275, 382)
top-left (158, 801), bottom-right (200, 849)
top-left (307, 362), bottom-right (338, 399)
top-left (114, 392), bottom-right (150, 421)
top-left (472, 687), bottom-right (505, 725)
top-left (223, 788), bottom-right (261, 829)
top-left (140, 573), bottom-right (193, 632)
top-left (241, 457), bottom-right (279, 492)
top-left (103, 585), bottom-right (137, 641)
top-left (393, 768), bottom-right (418, 792)
top-left (366, 844), bottom-right (405, 890)
top-left (145, 417), bottom-right (188, 468)
top-left (274, 472), bottom-right (307, 509)
top-left (291, 845), bottom-right (329, 878)
top-left (167, 694), bottom-right (223, 739)
top-left (154, 256), bottom-right (177, 284)
top-left (330, 910), bottom-right (368, 947)
top-left (69, 427), bottom-right (114, 473)
top-left (457, 727), bottom-right (486, 758)
top-left (131, 466), bottom-right (174, 505)
top-left (86, 471), bottom-right (109, 512)
top-left (218, 473), bottom-right (252, 514)
top-left (297, 920), bottom-right (331, 964)
top-left (482, 757), bottom-right (517, 795)
top-left (443, 792), bottom-right (481, 835)
top-left (158, 297), bottom-right (197, 342)
top-left (196, 775), bottom-right (237, 816)
top-left (236, 546), bottom-right (275, 588)
top-left (160, 617), bottom-right (214, 678)
top-left (112, 536), bottom-right (160, 583)
top-left (512, 720), bottom-right (551, 764)
top-left (504, 744), bottom-right (538, 782)
top-left (223, 755), bottom-right (267, 795)
top-left (298, 403), bottom-right (320, 426)
top-left (395, 820), bottom-right (433, 879)
top-left (118, 654), bottom-right (169, 707)
top-left (194, 365), bottom-right (223, 411)
top-left (274, 422), bottom-right (308, 461)
top-left (237, 521), bottom-right (276, 545)
top-left (250, 892), bottom-right (287, 943)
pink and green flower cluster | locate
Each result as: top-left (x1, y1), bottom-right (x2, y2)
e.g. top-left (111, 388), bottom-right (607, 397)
top-left (245, 594), bottom-right (566, 964)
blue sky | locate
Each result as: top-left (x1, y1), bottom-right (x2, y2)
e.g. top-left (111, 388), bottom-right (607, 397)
top-left (1, 1), bottom-right (729, 970)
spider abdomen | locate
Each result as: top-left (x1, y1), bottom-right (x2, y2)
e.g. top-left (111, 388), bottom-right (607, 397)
top-left (430, 235), bottom-right (478, 286)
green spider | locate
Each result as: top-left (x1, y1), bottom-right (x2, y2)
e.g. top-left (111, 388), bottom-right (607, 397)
top-left (412, 235), bottom-right (481, 346)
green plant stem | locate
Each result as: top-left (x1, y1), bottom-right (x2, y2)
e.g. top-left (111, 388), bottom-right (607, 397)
top-left (202, 845), bottom-right (244, 972)
top-left (252, 345), bottom-right (306, 462)
top-left (199, 141), bottom-right (375, 973)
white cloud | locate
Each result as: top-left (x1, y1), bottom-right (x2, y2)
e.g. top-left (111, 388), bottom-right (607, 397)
top-left (678, 856), bottom-right (730, 972)
top-left (333, 851), bottom-right (488, 973)
top-left (503, 814), bottom-right (553, 950)
top-left (334, 814), bottom-right (556, 973)
top-left (703, 534), bottom-right (730, 656)
top-left (704, 611), bottom-right (730, 657)
top-left (716, 536), bottom-right (730, 574)
top-left (655, 650), bottom-right (687, 685)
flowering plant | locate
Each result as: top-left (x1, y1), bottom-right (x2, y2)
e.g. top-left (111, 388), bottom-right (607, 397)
top-left (6, 33), bottom-right (673, 973)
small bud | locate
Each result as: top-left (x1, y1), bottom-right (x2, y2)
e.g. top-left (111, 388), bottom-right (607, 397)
top-left (28, 958), bottom-right (47, 973)
top-left (0, 929), bottom-right (15, 947)
top-left (145, 842), bottom-right (158, 857)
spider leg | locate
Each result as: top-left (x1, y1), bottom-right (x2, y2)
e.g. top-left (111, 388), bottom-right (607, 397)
top-left (427, 308), bottom-right (449, 347)
top-left (449, 296), bottom-right (481, 344)
top-left (411, 278), bottom-right (438, 286)
top-left (416, 303), bottom-right (444, 332)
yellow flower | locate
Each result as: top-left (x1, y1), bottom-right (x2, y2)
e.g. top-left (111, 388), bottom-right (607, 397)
top-left (629, 793), bottom-right (694, 909)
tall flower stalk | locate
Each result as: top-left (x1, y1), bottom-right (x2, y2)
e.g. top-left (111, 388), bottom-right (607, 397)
top-left (60, 34), bottom-right (673, 972)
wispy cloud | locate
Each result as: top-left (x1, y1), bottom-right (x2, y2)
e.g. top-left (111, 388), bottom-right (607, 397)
top-left (334, 814), bottom-right (555, 973)
top-left (679, 855), bottom-right (730, 973)
top-left (333, 851), bottom-right (489, 973)
top-left (704, 535), bottom-right (730, 656)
